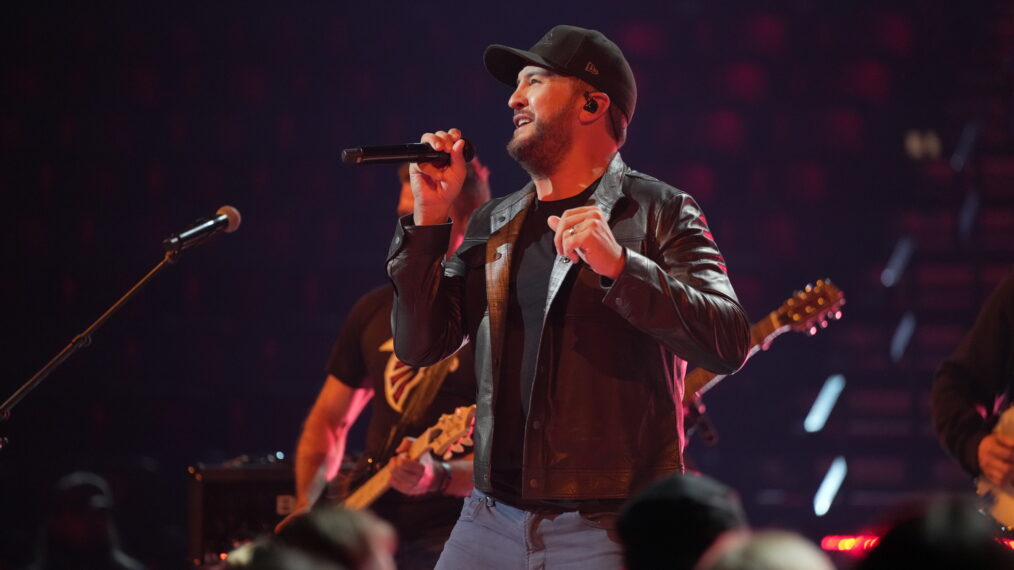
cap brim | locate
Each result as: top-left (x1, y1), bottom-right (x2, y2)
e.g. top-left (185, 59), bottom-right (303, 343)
top-left (483, 44), bottom-right (564, 87)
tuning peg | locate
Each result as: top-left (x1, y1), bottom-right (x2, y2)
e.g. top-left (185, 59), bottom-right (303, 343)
top-left (461, 437), bottom-right (474, 447)
top-left (820, 320), bottom-right (828, 328)
top-left (451, 443), bottom-right (465, 453)
top-left (829, 310), bottom-right (842, 320)
top-left (805, 283), bottom-right (813, 292)
top-left (442, 451), bottom-right (453, 460)
top-left (807, 325), bottom-right (818, 336)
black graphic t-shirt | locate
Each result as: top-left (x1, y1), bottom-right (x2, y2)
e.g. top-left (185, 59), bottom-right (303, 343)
top-left (326, 284), bottom-right (475, 538)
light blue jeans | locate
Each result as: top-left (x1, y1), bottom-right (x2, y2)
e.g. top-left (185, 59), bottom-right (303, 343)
top-left (434, 489), bottom-right (624, 570)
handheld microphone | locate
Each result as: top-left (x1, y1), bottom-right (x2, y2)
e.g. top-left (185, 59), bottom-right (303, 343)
top-left (163, 205), bottom-right (242, 255)
top-left (341, 140), bottom-right (476, 166)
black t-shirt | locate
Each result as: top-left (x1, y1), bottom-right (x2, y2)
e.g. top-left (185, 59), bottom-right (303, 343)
top-left (491, 182), bottom-right (599, 503)
top-left (326, 284), bottom-right (475, 539)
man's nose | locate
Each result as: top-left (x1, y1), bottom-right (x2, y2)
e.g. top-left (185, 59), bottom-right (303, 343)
top-left (508, 87), bottom-right (526, 109)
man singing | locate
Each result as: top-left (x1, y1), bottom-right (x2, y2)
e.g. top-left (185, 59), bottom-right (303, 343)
top-left (386, 25), bottom-right (750, 568)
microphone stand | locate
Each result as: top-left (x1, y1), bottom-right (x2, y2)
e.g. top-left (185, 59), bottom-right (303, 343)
top-left (0, 249), bottom-right (180, 450)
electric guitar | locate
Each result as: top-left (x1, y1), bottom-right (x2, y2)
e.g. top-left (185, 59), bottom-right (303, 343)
top-left (341, 404), bottom-right (476, 510)
top-left (683, 279), bottom-right (846, 404)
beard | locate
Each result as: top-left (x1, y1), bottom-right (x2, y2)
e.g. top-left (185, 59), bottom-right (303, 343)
top-left (506, 100), bottom-right (577, 178)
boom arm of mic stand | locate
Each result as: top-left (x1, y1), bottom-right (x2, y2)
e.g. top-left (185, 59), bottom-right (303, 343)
top-left (0, 250), bottom-right (180, 446)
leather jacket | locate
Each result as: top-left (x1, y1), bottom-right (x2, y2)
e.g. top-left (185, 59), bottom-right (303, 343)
top-left (386, 154), bottom-right (750, 500)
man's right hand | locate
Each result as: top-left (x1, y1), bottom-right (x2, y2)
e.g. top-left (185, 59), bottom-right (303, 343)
top-left (979, 433), bottom-right (1014, 487)
top-left (411, 128), bottom-right (468, 226)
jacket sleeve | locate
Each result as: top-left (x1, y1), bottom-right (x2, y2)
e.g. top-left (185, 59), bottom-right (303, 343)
top-left (601, 191), bottom-right (750, 374)
top-left (931, 271), bottom-right (1014, 477)
top-left (385, 215), bottom-right (470, 368)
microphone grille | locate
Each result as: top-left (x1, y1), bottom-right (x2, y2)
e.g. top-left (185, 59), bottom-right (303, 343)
top-left (216, 205), bottom-right (242, 233)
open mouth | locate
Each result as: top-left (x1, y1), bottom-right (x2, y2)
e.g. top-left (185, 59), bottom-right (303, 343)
top-left (513, 114), bottom-right (533, 130)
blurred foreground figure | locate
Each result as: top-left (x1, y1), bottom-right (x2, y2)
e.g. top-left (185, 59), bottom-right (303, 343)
top-left (855, 495), bottom-right (1014, 570)
top-left (27, 471), bottom-right (146, 570)
top-left (244, 544), bottom-right (342, 570)
top-left (244, 508), bottom-right (396, 570)
top-left (694, 530), bottom-right (834, 570)
top-left (618, 473), bottom-right (748, 570)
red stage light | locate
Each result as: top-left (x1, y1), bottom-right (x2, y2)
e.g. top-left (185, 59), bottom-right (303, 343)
top-left (820, 534), bottom-right (880, 555)
top-left (822, 535), bottom-right (1014, 554)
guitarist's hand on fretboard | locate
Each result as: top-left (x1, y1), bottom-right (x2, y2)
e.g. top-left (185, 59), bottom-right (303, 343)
top-left (389, 437), bottom-right (444, 495)
top-left (341, 405), bottom-right (475, 510)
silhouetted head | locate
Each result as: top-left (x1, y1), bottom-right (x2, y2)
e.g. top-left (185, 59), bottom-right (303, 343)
top-left (856, 495), bottom-right (1014, 570)
top-left (273, 507), bottom-right (396, 570)
top-left (696, 530), bottom-right (834, 570)
top-left (34, 471), bottom-right (145, 570)
top-left (618, 473), bottom-right (748, 570)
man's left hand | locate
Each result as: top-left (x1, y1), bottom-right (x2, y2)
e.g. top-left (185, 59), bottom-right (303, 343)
top-left (388, 437), bottom-right (441, 496)
top-left (548, 207), bottom-right (625, 279)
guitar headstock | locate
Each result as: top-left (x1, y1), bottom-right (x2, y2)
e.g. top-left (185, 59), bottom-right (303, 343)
top-left (426, 404), bottom-right (477, 460)
top-left (777, 279), bottom-right (845, 336)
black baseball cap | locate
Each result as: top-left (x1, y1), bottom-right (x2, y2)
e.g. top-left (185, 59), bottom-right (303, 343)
top-left (484, 25), bottom-right (637, 122)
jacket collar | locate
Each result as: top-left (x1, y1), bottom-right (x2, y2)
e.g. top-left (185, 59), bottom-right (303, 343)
top-left (484, 152), bottom-right (630, 361)
top-left (489, 151), bottom-right (629, 233)
top-left (587, 151), bottom-right (628, 221)
top-left (489, 183), bottom-right (535, 236)
top-left (543, 152), bottom-right (628, 316)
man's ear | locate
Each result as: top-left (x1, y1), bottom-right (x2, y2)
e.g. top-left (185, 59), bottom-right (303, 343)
top-left (580, 91), bottom-right (610, 119)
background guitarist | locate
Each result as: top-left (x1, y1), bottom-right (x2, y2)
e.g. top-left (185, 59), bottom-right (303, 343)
top-left (932, 270), bottom-right (1014, 492)
top-left (281, 162), bottom-right (490, 569)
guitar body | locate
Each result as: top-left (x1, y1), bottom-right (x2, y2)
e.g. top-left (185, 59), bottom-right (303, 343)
top-left (977, 478), bottom-right (1014, 531)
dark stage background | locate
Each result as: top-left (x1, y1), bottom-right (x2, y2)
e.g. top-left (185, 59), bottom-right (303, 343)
top-left (2, 2), bottom-right (1012, 568)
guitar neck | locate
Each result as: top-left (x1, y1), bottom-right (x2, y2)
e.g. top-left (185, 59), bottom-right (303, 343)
top-left (682, 310), bottom-right (787, 403)
top-left (343, 463), bottom-right (393, 510)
